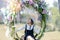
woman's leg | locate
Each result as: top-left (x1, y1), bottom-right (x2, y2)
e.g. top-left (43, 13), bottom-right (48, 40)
top-left (31, 35), bottom-right (36, 40)
top-left (27, 36), bottom-right (34, 40)
top-left (24, 36), bottom-right (27, 40)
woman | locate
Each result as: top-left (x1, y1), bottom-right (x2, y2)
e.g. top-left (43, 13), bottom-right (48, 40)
top-left (16, 18), bottom-right (40, 40)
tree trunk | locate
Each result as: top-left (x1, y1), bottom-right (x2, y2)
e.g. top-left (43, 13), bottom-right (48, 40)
top-left (58, 0), bottom-right (60, 13)
top-left (37, 14), bottom-right (46, 39)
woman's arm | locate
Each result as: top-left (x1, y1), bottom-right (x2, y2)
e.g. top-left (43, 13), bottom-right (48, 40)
top-left (15, 25), bottom-right (25, 32)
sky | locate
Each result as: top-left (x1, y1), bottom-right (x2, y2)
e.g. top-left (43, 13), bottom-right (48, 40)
top-left (45, 0), bottom-right (58, 7)
top-left (0, 0), bottom-right (6, 8)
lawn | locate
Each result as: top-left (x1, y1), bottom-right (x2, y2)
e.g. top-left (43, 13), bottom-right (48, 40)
top-left (0, 24), bottom-right (60, 40)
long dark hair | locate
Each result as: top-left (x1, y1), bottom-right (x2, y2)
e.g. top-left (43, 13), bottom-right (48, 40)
top-left (30, 19), bottom-right (34, 25)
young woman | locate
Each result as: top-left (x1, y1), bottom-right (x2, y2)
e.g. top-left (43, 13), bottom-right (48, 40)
top-left (16, 18), bottom-right (40, 40)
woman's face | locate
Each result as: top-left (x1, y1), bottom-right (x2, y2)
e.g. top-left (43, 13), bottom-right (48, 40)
top-left (27, 19), bottom-right (31, 25)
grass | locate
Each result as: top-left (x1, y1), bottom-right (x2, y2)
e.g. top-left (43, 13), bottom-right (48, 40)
top-left (0, 24), bottom-right (60, 40)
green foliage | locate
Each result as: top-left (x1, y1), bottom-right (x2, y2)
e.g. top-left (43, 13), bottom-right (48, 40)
top-left (38, 7), bottom-right (43, 14)
top-left (49, 6), bottom-right (60, 31)
top-left (50, 7), bottom-right (59, 24)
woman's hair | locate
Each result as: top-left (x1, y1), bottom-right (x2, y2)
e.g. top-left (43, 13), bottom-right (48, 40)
top-left (30, 19), bottom-right (34, 25)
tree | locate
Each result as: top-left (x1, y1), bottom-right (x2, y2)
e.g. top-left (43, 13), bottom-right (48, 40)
top-left (4, 0), bottom-right (21, 40)
top-left (58, 0), bottom-right (60, 13)
top-left (53, 1), bottom-right (58, 7)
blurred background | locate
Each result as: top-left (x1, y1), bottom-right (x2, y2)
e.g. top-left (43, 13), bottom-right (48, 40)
top-left (0, 0), bottom-right (60, 40)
